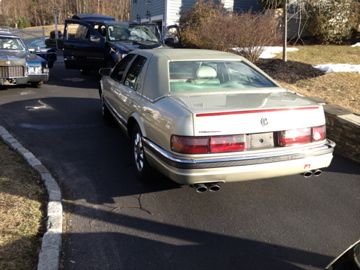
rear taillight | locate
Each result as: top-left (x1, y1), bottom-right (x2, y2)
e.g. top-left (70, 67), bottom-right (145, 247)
top-left (312, 125), bottom-right (326, 142)
top-left (278, 128), bottom-right (312, 146)
top-left (171, 136), bottom-right (209, 154)
top-left (171, 135), bottom-right (245, 154)
top-left (278, 125), bottom-right (326, 147)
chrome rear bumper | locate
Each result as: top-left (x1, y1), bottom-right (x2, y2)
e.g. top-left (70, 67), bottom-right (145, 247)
top-left (143, 139), bottom-right (335, 184)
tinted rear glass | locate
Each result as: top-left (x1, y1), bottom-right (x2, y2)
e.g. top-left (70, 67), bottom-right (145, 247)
top-left (169, 61), bottom-right (276, 93)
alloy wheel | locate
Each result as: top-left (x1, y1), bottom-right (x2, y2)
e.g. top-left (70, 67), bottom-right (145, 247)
top-left (133, 132), bottom-right (144, 172)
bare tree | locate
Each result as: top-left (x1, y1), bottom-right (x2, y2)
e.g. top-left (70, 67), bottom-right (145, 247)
top-left (0, 0), bottom-right (130, 27)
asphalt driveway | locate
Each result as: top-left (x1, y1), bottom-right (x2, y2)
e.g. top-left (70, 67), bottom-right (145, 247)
top-left (0, 59), bottom-right (359, 270)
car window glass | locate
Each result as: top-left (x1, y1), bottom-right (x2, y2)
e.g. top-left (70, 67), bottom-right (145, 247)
top-left (66, 23), bottom-right (88, 40)
top-left (94, 24), bottom-right (106, 37)
top-left (110, 54), bottom-right (135, 82)
top-left (124, 55), bottom-right (147, 90)
top-left (0, 37), bottom-right (25, 51)
top-left (169, 61), bottom-right (277, 93)
top-left (107, 25), bottom-right (160, 44)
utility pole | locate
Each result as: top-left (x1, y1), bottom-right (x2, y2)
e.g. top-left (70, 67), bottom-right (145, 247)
top-left (54, 8), bottom-right (59, 50)
top-left (282, 0), bottom-right (288, 62)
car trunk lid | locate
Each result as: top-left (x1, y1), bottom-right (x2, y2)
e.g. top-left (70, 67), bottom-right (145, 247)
top-left (171, 90), bottom-right (326, 136)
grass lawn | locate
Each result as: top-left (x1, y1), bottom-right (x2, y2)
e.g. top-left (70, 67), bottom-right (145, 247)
top-left (0, 140), bottom-right (46, 270)
top-left (285, 45), bottom-right (360, 65)
top-left (258, 45), bottom-right (360, 115)
top-left (22, 25), bottom-right (64, 37)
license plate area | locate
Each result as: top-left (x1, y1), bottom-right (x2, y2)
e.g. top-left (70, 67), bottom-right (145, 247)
top-left (246, 132), bottom-right (275, 149)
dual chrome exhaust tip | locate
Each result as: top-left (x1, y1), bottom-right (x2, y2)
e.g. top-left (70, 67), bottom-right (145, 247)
top-left (303, 169), bottom-right (323, 178)
top-left (192, 183), bottom-right (221, 193)
top-left (192, 170), bottom-right (324, 192)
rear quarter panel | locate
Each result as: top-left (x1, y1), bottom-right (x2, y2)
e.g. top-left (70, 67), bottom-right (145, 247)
top-left (140, 97), bottom-right (194, 152)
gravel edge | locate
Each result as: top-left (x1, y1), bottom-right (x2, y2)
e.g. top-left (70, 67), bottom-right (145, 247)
top-left (0, 125), bottom-right (62, 270)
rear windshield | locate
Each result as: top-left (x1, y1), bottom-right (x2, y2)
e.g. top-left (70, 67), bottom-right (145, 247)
top-left (169, 61), bottom-right (277, 93)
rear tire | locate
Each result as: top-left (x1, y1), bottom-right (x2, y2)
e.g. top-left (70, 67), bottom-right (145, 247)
top-left (131, 125), bottom-right (153, 181)
top-left (30, 81), bottom-right (43, 88)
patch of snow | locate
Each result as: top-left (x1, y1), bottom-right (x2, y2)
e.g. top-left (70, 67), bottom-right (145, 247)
top-left (313, 64), bottom-right (360, 74)
top-left (351, 42), bottom-right (360, 47)
top-left (232, 46), bottom-right (299, 59)
top-left (259, 46), bottom-right (299, 59)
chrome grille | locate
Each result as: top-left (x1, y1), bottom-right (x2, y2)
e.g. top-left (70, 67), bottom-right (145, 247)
top-left (0, 66), bottom-right (25, 78)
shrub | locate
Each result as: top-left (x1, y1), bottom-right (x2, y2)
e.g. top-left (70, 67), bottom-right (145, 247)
top-left (261, 0), bottom-right (285, 9)
top-left (0, 15), bottom-right (9, 26)
top-left (231, 12), bottom-right (281, 62)
top-left (179, 1), bottom-right (225, 49)
top-left (179, 1), bottom-right (281, 62)
top-left (351, 1), bottom-right (360, 35)
top-left (307, 0), bottom-right (358, 43)
top-left (16, 17), bottom-right (31, 29)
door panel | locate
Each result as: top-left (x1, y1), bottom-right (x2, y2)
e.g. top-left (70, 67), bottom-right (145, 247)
top-left (106, 54), bottom-right (136, 119)
top-left (116, 55), bottom-right (148, 122)
top-left (63, 20), bottom-right (105, 70)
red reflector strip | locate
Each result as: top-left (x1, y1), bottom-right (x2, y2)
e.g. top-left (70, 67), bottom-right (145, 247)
top-left (196, 106), bottom-right (319, 117)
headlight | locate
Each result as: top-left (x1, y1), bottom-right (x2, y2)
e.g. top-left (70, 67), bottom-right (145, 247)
top-left (28, 66), bottom-right (42, 75)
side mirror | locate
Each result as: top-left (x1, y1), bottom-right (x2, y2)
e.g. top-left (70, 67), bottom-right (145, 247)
top-left (164, 37), bottom-right (176, 47)
top-left (99, 68), bottom-right (111, 77)
top-left (164, 25), bottom-right (181, 48)
top-left (90, 35), bottom-right (101, 43)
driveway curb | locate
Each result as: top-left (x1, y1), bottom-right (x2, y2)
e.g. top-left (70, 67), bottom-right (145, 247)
top-left (0, 126), bottom-right (62, 270)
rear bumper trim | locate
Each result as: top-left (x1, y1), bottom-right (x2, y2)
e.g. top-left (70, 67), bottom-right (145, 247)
top-left (142, 138), bottom-right (336, 170)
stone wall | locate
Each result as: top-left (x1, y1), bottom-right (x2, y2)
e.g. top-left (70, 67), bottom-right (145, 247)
top-left (325, 104), bottom-right (360, 163)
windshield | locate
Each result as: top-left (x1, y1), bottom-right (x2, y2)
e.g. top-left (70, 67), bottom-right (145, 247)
top-left (169, 61), bottom-right (277, 93)
top-left (107, 25), bottom-right (159, 43)
top-left (0, 37), bottom-right (26, 51)
top-left (24, 38), bottom-right (46, 49)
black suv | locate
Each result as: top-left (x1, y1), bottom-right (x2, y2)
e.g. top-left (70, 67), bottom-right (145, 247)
top-left (62, 14), bottom-right (162, 71)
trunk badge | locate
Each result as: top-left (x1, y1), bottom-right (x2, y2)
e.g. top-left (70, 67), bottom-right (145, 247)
top-left (260, 117), bottom-right (268, 126)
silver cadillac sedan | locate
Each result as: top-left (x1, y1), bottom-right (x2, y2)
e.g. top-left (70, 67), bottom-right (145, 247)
top-left (99, 49), bottom-right (335, 192)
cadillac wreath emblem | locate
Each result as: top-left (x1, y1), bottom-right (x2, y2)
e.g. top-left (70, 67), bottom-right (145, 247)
top-left (260, 117), bottom-right (268, 126)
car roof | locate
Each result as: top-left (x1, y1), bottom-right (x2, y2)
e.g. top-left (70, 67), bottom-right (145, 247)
top-left (133, 48), bottom-right (246, 61)
top-left (72, 13), bottom-right (115, 22)
top-left (0, 30), bottom-right (20, 39)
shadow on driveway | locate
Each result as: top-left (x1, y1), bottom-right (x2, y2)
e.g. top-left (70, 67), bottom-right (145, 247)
top-left (61, 201), bottom-right (334, 270)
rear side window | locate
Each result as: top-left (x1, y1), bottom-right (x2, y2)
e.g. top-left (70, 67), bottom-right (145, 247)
top-left (110, 54), bottom-right (135, 82)
top-left (124, 55), bottom-right (147, 90)
top-left (66, 23), bottom-right (88, 40)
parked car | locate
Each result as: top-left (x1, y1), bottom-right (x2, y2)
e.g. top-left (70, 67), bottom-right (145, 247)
top-left (62, 14), bottom-right (162, 72)
top-left (0, 31), bottom-right (49, 87)
top-left (25, 38), bottom-right (57, 68)
top-left (99, 49), bottom-right (335, 192)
